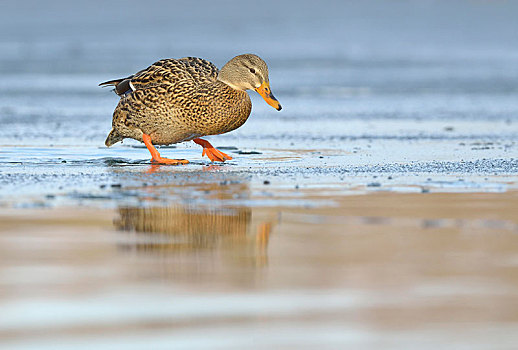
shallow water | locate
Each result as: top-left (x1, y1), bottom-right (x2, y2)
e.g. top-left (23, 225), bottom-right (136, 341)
top-left (2, 0), bottom-right (518, 348)
top-left (2, 192), bottom-right (518, 349)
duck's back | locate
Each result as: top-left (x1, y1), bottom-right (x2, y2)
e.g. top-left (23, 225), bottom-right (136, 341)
top-left (104, 57), bottom-right (251, 146)
top-left (133, 57), bottom-right (219, 89)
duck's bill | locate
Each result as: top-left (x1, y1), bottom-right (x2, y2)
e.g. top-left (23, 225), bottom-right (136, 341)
top-left (255, 82), bottom-right (282, 111)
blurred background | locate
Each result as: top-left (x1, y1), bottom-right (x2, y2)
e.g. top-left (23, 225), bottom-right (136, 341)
top-left (2, 0), bottom-right (518, 147)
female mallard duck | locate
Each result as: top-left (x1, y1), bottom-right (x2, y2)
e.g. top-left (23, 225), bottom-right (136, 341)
top-left (100, 54), bottom-right (281, 164)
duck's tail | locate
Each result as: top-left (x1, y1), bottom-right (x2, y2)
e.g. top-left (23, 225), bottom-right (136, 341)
top-left (99, 76), bottom-right (134, 96)
top-left (99, 78), bottom-right (124, 87)
top-left (105, 128), bottom-right (123, 147)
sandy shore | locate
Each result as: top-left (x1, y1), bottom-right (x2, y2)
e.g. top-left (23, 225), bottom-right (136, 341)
top-left (1, 191), bottom-right (518, 349)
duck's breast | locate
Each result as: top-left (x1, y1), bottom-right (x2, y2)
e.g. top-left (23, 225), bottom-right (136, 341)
top-left (188, 83), bottom-right (252, 136)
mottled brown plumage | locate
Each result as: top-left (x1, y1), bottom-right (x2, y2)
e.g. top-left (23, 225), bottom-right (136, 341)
top-left (100, 54), bottom-right (281, 163)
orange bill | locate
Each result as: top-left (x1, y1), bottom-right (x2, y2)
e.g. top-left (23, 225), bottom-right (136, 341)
top-left (255, 81), bottom-right (282, 111)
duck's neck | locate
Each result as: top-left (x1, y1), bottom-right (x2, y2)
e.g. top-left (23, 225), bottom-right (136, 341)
top-left (217, 64), bottom-right (248, 91)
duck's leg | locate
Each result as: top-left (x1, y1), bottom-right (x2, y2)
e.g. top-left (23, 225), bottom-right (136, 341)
top-left (142, 134), bottom-right (189, 165)
top-left (193, 138), bottom-right (233, 162)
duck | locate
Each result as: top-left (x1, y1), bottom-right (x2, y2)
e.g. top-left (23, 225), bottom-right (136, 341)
top-left (99, 54), bottom-right (281, 164)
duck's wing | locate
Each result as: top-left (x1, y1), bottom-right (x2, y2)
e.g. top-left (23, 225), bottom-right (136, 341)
top-left (100, 57), bottom-right (219, 96)
top-left (131, 57), bottom-right (218, 90)
top-left (177, 57), bottom-right (219, 83)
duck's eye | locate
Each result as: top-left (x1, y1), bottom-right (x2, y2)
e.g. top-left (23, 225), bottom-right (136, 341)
top-left (249, 68), bottom-right (256, 74)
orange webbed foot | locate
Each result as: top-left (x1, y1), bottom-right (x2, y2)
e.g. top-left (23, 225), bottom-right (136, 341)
top-left (151, 157), bottom-right (189, 165)
top-left (142, 134), bottom-right (189, 166)
top-left (193, 138), bottom-right (233, 162)
top-left (202, 147), bottom-right (233, 162)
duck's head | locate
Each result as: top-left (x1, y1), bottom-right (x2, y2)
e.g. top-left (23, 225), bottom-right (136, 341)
top-left (218, 54), bottom-right (282, 111)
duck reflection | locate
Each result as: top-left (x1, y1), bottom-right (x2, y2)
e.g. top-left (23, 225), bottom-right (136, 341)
top-left (109, 165), bottom-right (278, 267)
top-left (115, 204), bottom-right (273, 267)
